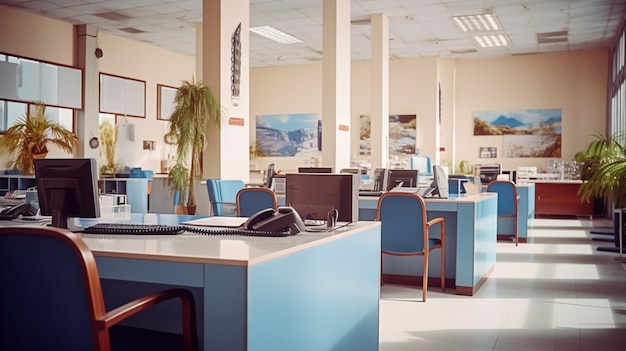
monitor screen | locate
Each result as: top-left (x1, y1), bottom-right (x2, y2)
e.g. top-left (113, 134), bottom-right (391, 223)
top-left (264, 163), bottom-right (276, 188)
top-left (410, 156), bottom-right (432, 175)
top-left (386, 169), bottom-right (419, 190)
top-left (430, 165), bottom-right (449, 198)
top-left (285, 173), bottom-right (358, 223)
top-left (298, 167), bottom-right (333, 173)
top-left (34, 158), bottom-right (100, 229)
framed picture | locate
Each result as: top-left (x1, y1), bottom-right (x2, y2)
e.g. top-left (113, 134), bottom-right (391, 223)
top-left (479, 147), bottom-right (497, 158)
top-left (157, 84), bottom-right (177, 120)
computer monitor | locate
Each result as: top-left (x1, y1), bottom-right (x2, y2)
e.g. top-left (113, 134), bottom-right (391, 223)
top-left (285, 173), bottom-right (358, 223)
top-left (430, 165), bottom-right (449, 198)
top-left (410, 155), bottom-right (432, 176)
top-left (386, 169), bottom-right (419, 190)
top-left (264, 163), bottom-right (276, 188)
top-left (298, 167), bottom-right (333, 173)
top-left (372, 168), bottom-right (388, 192)
top-left (34, 158), bottom-right (101, 229)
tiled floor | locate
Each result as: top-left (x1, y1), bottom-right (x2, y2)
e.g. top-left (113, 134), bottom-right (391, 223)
top-left (379, 217), bottom-right (626, 351)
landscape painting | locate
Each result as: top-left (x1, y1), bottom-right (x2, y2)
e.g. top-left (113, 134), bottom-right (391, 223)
top-left (474, 108), bottom-right (562, 158)
top-left (359, 114), bottom-right (416, 156)
top-left (256, 113), bottom-right (320, 157)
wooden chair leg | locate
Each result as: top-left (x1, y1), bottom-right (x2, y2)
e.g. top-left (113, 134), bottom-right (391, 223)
top-left (440, 247), bottom-right (445, 291)
top-left (422, 254), bottom-right (428, 302)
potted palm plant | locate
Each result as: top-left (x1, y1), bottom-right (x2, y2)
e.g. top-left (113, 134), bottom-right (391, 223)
top-left (99, 119), bottom-right (118, 176)
top-left (0, 101), bottom-right (78, 175)
top-left (577, 130), bottom-right (626, 249)
top-left (165, 79), bottom-right (220, 215)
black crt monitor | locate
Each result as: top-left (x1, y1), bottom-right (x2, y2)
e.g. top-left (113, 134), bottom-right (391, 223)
top-left (430, 165), bottom-right (449, 199)
top-left (264, 163), bottom-right (276, 188)
top-left (298, 167), bottom-right (333, 173)
top-left (386, 169), bottom-right (419, 190)
top-left (285, 173), bottom-right (358, 223)
top-left (34, 158), bottom-right (101, 229)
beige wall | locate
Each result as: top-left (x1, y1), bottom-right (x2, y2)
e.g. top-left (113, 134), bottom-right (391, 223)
top-left (0, 5), bottom-right (195, 173)
top-left (250, 51), bottom-right (608, 174)
top-left (1, 5), bottom-right (609, 178)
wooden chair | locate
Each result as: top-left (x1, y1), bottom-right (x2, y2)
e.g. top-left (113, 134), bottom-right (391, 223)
top-left (236, 187), bottom-right (278, 217)
top-left (487, 180), bottom-right (520, 246)
top-left (376, 192), bottom-right (445, 302)
top-left (0, 226), bottom-right (199, 351)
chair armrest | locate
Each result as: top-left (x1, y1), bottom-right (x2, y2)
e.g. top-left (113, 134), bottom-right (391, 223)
top-left (99, 288), bottom-right (198, 351)
top-left (426, 217), bottom-right (445, 243)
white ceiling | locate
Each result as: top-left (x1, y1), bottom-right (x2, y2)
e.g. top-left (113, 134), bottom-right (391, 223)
top-left (1, 0), bottom-right (625, 67)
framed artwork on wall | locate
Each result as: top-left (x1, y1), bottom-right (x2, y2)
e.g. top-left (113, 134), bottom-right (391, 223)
top-left (255, 113), bottom-right (320, 157)
top-left (473, 108), bottom-right (562, 158)
top-left (157, 84), bottom-right (177, 120)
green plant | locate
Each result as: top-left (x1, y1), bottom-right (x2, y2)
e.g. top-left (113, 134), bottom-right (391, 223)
top-left (577, 131), bottom-right (626, 208)
top-left (99, 119), bottom-right (118, 175)
top-left (0, 101), bottom-right (78, 175)
top-left (165, 78), bottom-right (220, 214)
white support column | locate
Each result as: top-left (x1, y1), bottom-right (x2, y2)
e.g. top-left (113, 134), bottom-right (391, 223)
top-left (322, 0), bottom-right (351, 171)
top-left (74, 24), bottom-right (100, 163)
top-left (370, 14), bottom-right (389, 170)
top-left (201, 0), bottom-right (250, 181)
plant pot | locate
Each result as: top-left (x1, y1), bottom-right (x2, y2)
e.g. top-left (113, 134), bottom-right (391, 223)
top-left (612, 209), bottom-right (626, 248)
top-left (186, 204), bottom-right (197, 215)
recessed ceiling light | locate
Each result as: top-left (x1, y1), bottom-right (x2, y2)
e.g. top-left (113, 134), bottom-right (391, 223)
top-left (474, 34), bottom-right (509, 48)
top-left (250, 26), bottom-right (302, 44)
top-left (452, 13), bottom-right (501, 32)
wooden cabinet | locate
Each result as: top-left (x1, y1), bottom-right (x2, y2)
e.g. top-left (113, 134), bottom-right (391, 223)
top-left (534, 181), bottom-right (594, 217)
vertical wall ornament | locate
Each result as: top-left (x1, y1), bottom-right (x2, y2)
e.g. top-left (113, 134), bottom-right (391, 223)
top-left (231, 23), bottom-right (242, 106)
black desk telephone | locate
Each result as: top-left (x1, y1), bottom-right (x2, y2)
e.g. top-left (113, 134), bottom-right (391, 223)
top-left (242, 206), bottom-right (306, 235)
top-left (0, 202), bottom-right (35, 220)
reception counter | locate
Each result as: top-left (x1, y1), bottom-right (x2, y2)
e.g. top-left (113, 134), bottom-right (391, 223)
top-left (524, 180), bottom-right (592, 218)
top-left (81, 218), bottom-right (381, 351)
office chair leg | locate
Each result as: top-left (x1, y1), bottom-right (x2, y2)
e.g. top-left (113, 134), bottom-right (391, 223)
top-left (422, 256), bottom-right (428, 302)
top-left (441, 249), bottom-right (445, 292)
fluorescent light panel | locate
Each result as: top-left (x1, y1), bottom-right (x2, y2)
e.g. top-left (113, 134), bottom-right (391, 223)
top-left (452, 13), bottom-right (500, 32)
top-left (474, 34), bottom-right (509, 47)
top-left (250, 25), bottom-right (302, 44)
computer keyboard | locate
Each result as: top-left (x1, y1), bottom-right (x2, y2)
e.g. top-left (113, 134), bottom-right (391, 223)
top-left (82, 222), bottom-right (295, 237)
top-left (83, 223), bottom-right (185, 235)
top-left (359, 190), bottom-right (384, 197)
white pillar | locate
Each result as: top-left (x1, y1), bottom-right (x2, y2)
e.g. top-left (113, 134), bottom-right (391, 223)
top-left (322, 0), bottom-right (351, 172)
top-left (370, 14), bottom-right (389, 170)
top-left (201, 0), bottom-right (250, 181)
top-left (74, 24), bottom-right (100, 164)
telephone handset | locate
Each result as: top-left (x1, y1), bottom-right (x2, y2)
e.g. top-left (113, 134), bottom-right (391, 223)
top-left (243, 206), bottom-right (306, 235)
top-left (0, 202), bottom-right (35, 220)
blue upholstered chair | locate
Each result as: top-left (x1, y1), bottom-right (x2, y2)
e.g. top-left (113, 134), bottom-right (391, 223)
top-left (376, 192), bottom-right (445, 302)
top-left (236, 187), bottom-right (278, 217)
top-left (0, 226), bottom-right (199, 351)
top-left (206, 179), bottom-right (245, 216)
top-left (487, 180), bottom-right (520, 246)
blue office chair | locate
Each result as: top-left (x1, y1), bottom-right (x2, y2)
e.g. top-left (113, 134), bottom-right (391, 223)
top-left (206, 179), bottom-right (245, 216)
top-left (487, 180), bottom-right (520, 246)
top-left (236, 187), bottom-right (278, 217)
top-left (376, 192), bottom-right (445, 302)
top-left (0, 226), bottom-right (199, 351)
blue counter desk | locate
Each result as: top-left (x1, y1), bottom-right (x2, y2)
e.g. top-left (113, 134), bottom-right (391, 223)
top-left (359, 193), bottom-right (498, 296)
top-left (76, 214), bottom-right (381, 351)
top-left (514, 183), bottom-right (535, 243)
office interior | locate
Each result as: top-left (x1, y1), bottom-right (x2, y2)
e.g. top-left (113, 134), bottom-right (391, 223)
top-left (1, 1), bottom-right (626, 350)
